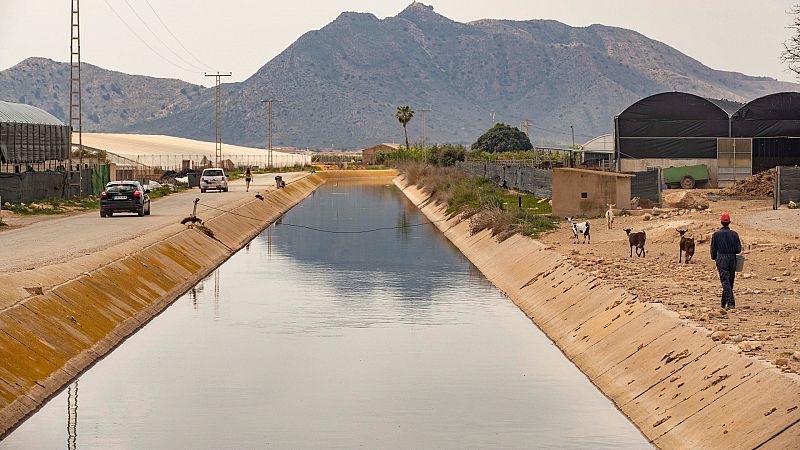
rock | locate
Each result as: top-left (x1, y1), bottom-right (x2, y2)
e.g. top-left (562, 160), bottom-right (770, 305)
top-left (732, 334), bottom-right (744, 343)
top-left (742, 273), bottom-right (754, 279)
top-left (793, 278), bottom-right (799, 284)
top-left (699, 313), bottom-right (710, 321)
top-left (783, 270), bottom-right (792, 277)
top-left (738, 342), bottom-right (753, 352)
top-left (711, 331), bottom-right (728, 341)
top-left (679, 311), bottom-right (693, 319)
top-left (642, 213), bottom-right (652, 221)
top-left (2, 202), bottom-right (9, 207)
top-left (793, 351), bottom-right (800, 361)
top-left (663, 191), bottom-right (710, 210)
top-left (776, 358), bottom-right (790, 367)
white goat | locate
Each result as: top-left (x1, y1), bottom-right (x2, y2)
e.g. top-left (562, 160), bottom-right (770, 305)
top-left (605, 204), bottom-right (615, 229)
top-left (566, 217), bottom-right (590, 244)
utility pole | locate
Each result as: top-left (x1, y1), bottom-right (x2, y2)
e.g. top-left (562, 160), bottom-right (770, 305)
top-left (204, 72), bottom-right (232, 167)
top-left (261, 99), bottom-right (280, 168)
top-left (521, 119), bottom-right (532, 137)
top-left (570, 125), bottom-right (576, 168)
top-left (69, 0), bottom-right (83, 198)
top-left (490, 110), bottom-right (496, 124)
top-left (419, 108), bottom-right (432, 147)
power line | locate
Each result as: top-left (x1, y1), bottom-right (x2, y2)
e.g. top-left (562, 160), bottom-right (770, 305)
top-left (101, 0), bottom-right (196, 73)
top-left (143, 0), bottom-right (214, 71)
top-left (121, 0), bottom-right (204, 71)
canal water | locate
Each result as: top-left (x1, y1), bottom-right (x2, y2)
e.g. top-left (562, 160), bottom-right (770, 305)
top-left (2, 179), bottom-right (648, 449)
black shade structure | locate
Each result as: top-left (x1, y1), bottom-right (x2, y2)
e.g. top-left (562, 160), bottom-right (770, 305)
top-left (731, 92), bottom-right (800, 173)
top-left (0, 101), bottom-right (70, 164)
top-left (616, 92), bottom-right (730, 160)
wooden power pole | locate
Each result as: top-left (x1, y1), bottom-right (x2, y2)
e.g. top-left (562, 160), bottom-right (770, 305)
top-left (419, 108), bottom-right (432, 147)
top-left (204, 72), bottom-right (232, 167)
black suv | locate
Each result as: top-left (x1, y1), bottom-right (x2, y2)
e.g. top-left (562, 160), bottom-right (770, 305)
top-left (100, 181), bottom-right (151, 217)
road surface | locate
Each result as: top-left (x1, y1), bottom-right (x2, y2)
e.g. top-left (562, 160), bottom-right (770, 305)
top-left (0, 172), bottom-right (308, 274)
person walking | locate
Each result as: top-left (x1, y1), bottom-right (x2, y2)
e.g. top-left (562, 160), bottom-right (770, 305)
top-left (710, 213), bottom-right (742, 309)
top-left (245, 167), bottom-right (253, 192)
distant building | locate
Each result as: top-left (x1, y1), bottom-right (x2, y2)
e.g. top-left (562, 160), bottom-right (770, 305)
top-left (580, 134), bottom-right (614, 168)
top-left (361, 143), bottom-right (400, 165)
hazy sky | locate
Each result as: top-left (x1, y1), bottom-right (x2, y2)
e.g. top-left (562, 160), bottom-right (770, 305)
top-left (3, 0), bottom-right (799, 86)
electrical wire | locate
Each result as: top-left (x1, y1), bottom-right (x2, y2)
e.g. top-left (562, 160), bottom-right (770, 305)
top-left (195, 202), bottom-right (446, 233)
top-left (121, 0), bottom-right (204, 71)
top-left (143, 0), bottom-right (215, 71)
top-left (102, 0), bottom-right (197, 73)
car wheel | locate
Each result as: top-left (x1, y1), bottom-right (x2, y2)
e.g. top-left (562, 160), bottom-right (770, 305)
top-left (680, 176), bottom-right (696, 189)
top-left (201, 188), bottom-right (206, 193)
top-left (138, 207), bottom-right (145, 217)
top-left (108, 211), bottom-right (114, 217)
top-left (100, 210), bottom-right (106, 218)
top-left (223, 187), bottom-right (229, 192)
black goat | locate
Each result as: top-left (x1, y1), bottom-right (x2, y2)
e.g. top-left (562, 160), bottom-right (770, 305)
top-left (180, 216), bottom-right (203, 226)
top-left (624, 228), bottom-right (647, 257)
top-left (255, 194), bottom-right (264, 201)
top-left (677, 229), bottom-right (695, 263)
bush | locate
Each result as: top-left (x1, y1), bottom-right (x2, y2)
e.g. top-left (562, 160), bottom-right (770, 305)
top-left (471, 123), bottom-right (533, 153)
top-left (427, 144), bottom-right (466, 167)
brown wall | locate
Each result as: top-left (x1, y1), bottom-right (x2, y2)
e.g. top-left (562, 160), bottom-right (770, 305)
top-left (552, 168), bottom-right (631, 217)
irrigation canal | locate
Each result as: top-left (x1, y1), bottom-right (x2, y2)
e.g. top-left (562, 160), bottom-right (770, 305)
top-left (2, 178), bottom-right (648, 448)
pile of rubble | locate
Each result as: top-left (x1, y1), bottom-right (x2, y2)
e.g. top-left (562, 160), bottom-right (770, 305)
top-left (720, 169), bottom-right (775, 197)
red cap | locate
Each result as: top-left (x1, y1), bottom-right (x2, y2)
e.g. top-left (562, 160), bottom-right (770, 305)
top-left (720, 213), bottom-right (731, 224)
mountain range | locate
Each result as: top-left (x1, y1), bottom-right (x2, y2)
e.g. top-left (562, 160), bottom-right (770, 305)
top-left (1, 2), bottom-right (797, 149)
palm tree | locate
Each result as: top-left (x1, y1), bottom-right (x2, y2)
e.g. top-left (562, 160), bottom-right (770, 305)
top-left (395, 106), bottom-right (414, 149)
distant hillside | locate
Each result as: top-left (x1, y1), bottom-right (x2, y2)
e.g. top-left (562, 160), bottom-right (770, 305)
top-left (1, 3), bottom-right (797, 148)
top-left (0, 57), bottom-right (206, 131)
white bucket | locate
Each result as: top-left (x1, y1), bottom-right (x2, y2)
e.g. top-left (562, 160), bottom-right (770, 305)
top-left (735, 255), bottom-right (745, 272)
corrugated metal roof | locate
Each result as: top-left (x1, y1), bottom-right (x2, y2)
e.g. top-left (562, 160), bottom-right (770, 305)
top-left (0, 101), bottom-right (65, 126)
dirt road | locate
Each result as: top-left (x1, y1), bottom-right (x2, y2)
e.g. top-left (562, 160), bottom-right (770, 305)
top-left (540, 196), bottom-right (800, 374)
top-left (0, 172), bottom-right (308, 274)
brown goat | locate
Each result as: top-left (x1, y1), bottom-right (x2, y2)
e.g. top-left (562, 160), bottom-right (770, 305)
top-left (624, 228), bottom-right (646, 257)
top-left (677, 229), bottom-right (695, 263)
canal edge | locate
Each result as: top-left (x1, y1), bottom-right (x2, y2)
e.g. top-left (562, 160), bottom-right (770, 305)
top-left (394, 175), bottom-right (800, 450)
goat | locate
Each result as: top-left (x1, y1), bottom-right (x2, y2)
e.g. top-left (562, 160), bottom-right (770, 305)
top-left (624, 228), bottom-right (646, 257)
top-left (677, 229), bottom-right (695, 263)
top-left (630, 196), bottom-right (640, 209)
top-left (255, 194), bottom-right (264, 201)
top-left (605, 204), bottom-right (615, 229)
top-left (566, 217), bottom-right (590, 244)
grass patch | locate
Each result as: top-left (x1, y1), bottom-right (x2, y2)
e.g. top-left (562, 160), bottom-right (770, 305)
top-left (0, 217), bottom-right (6, 227)
top-left (399, 162), bottom-right (556, 241)
top-left (7, 197), bottom-right (99, 215)
top-left (148, 186), bottom-right (187, 200)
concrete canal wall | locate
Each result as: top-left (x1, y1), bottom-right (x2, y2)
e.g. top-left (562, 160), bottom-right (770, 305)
top-left (0, 170), bottom-right (397, 437)
top-left (395, 177), bottom-right (800, 450)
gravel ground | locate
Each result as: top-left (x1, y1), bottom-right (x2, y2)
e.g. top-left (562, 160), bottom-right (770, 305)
top-left (539, 196), bottom-right (800, 374)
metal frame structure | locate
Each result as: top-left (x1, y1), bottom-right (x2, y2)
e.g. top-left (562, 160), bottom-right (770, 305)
top-left (204, 72), bottom-right (232, 167)
top-left (261, 99), bottom-right (280, 168)
top-left (69, 0), bottom-right (83, 197)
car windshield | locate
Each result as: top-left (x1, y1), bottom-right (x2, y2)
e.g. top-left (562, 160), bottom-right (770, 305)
top-left (204, 170), bottom-right (224, 177)
top-left (106, 184), bottom-right (138, 193)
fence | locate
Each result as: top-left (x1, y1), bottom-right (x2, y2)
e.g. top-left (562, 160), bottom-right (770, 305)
top-left (628, 168), bottom-right (661, 205)
top-left (456, 161), bottom-right (553, 199)
top-left (121, 153), bottom-right (311, 171)
top-left (774, 166), bottom-right (800, 209)
top-left (0, 169), bottom-right (95, 203)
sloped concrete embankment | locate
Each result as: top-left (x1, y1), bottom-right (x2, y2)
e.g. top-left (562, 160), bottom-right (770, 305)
top-left (395, 177), bottom-right (800, 449)
top-left (0, 170), bottom-right (396, 437)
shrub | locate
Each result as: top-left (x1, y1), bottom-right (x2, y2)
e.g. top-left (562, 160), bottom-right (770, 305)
top-left (471, 123), bottom-right (533, 153)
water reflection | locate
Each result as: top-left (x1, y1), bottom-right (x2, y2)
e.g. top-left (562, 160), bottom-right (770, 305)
top-left (66, 381), bottom-right (77, 450)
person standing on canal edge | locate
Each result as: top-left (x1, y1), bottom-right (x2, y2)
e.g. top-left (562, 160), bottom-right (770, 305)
top-left (710, 212), bottom-right (742, 310)
top-left (245, 167), bottom-right (253, 192)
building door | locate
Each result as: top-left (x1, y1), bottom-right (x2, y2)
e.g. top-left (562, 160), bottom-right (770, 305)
top-left (717, 138), bottom-right (752, 187)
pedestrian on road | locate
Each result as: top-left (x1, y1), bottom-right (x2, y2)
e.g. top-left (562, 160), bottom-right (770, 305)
top-left (245, 167), bottom-right (253, 192)
top-left (710, 212), bottom-right (742, 310)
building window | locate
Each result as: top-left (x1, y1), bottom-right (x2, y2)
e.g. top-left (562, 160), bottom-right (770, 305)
top-left (581, 192), bottom-right (588, 199)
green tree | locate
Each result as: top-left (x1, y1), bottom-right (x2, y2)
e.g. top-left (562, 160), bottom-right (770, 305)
top-left (395, 106), bottom-right (415, 149)
top-left (471, 123), bottom-right (533, 153)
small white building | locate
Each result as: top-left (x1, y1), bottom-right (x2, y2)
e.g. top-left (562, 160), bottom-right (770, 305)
top-left (580, 134), bottom-right (614, 168)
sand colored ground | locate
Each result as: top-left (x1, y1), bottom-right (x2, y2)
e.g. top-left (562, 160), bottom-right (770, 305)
top-left (80, 133), bottom-right (311, 167)
top-left (540, 196), bottom-right (800, 374)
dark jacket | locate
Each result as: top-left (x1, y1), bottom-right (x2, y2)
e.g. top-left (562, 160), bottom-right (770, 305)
top-left (710, 226), bottom-right (742, 261)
